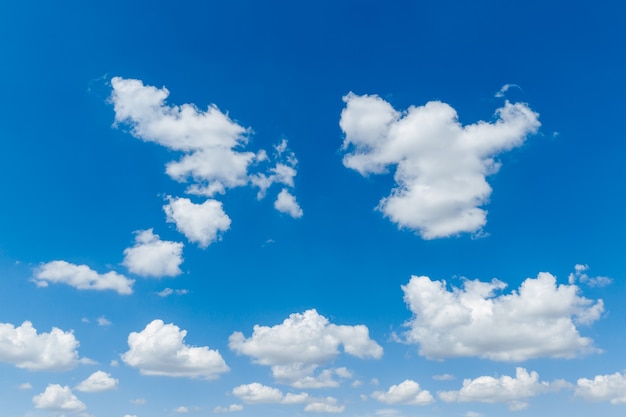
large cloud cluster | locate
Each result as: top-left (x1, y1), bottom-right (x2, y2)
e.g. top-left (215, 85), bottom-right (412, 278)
top-left (0, 321), bottom-right (80, 371)
top-left (402, 271), bottom-right (603, 361)
top-left (340, 93), bottom-right (540, 239)
top-left (229, 309), bottom-right (382, 387)
top-left (110, 77), bottom-right (303, 249)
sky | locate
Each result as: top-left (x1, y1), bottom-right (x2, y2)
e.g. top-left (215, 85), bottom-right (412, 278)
top-left (1, 1), bottom-right (625, 416)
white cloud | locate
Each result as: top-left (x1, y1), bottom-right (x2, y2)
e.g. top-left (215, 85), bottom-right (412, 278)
top-left (164, 197), bottom-right (231, 248)
top-left (174, 406), bottom-right (189, 413)
top-left (213, 404), bottom-right (244, 413)
top-left (110, 77), bottom-right (253, 196)
top-left (32, 384), bottom-right (86, 413)
top-left (433, 374), bottom-right (455, 381)
top-left (130, 398), bottom-right (146, 405)
top-left (494, 83), bottom-right (521, 98)
top-left (274, 189), bottom-right (303, 218)
top-left (232, 383), bottom-right (284, 404)
top-left (110, 77), bottom-right (301, 214)
top-left (123, 229), bottom-right (184, 278)
top-left (122, 319), bottom-right (229, 379)
top-left (304, 397), bottom-right (345, 413)
top-left (568, 264), bottom-right (612, 288)
top-left (439, 368), bottom-right (566, 411)
top-left (18, 382), bottom-right (32, 390)
top-left (76, 370), bottom-right (118, 392)
top-left (232, 382), bottom-right (310, 405)
top-left (0, 321), bottom-right (79, 371)
top-left (97, 316), bottom-right (112, 326)
top-left (157, 288), bottom-right (189, 297)
top-left (372, 380), bottom-right (434, 405)
top-left (229, 309), bottom-right (382, 387)
top-left (402, 271), bottom-right (603, 361)
top-left (340, 93), bottom-right (540, 239)
top-left (34, 260), bottom-right (134, 295)
top-left (576, 371), bottom-right (626, 404)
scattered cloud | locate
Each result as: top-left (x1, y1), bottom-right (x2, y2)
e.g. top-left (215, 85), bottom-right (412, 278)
top-left (110, 77), bottom-right (302, 221)
top-left (123, 229), bottom-right (184, 277)
top-left (110, 77), bottom-right (253, 196)
top-left (32, 384), bottom-right (86, 413)
top-left (439, 367), bottom-right (567, 411)
top-left (575, 371), bottom-right (626, 404)
top-left (339, 93), bottom-right (540, 239)
top-left (122, 319), bottom-right (229, 379)
top-left (304, 397), bottom-right (345, 413)
top-left (0, 321), bottom-right (79, 371)
top-left (274, 188), bottom-right (303, 218)
top-left (164, 197), bottom-right (231, 248)
top-left (371, 379), bottom-right (434, 405)
top-left (232, 382), bottom-right (309, 404)
top-left (33, 260), bottom-right (134, 295)
top-left (76, 370), bottom-right (118, 392)
top-left (229, 309), bottom-right (382, 387)
top-left (157, 288), bottom-right (189, 297)
top-left (402, 271), bottom-right (603, 361)
top-left (433, 374), bottom-right (455, 381)
top-left (130, 398), bottom-right (146, 405)
top-left (213, 404), bottom-right (244, 413)
top-left (494, 83), bottom-right (521, 98)
top-left (97, 316), bottom-right (111, 326)
top-left (568, 264), bottom-right (612, 288)
top-left (18, 382), bottom-right (32, 390)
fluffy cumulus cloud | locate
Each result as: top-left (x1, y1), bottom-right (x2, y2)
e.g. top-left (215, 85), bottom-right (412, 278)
top-left (122, 319), bottom-right (229, 379)
top-left (32, 384), bottom-right (86, 413)
top-left (34, 260), bottom-right (134, 295)
top-left (402, 271), bottom-right (603, 361)
top-left (75, 370), bottom-right (118, 392)
top-left (232, 382), bottom-right (309, 405)
top-left (229, 309), bottom-right (382, 387)
top-left (371, 380), bottom-right (434, 405)
top-left (575, 371), bottom-right (626, 404)
top-left (0, 321), bottom-right (79, 371)
top-left (439, 368), bottom-right (565, 411)
top-left (123, 229), bottom-right (184, 277)
top-left (304, 397), bottom-right (345, 413)
top-left (339, 93), bottom-right (540, 239)
top-left (274, 188), bottom-right (303, 218)
top-left (164, 197), bottom-right (231, 248)
top-left (110, 77), bottom-right (301, 214)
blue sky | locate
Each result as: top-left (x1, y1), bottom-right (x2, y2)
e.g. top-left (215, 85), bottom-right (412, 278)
top-left (1, 1), bottom-right (625, 416)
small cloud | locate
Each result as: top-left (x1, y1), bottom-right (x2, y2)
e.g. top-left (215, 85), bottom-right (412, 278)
top-left (157, 288), bottom-right (189, 297)
top-left (213, 404), bottom-right (243, 413)
top-left (123, 229), bottom-right (184, 278)
top-left (174, 406), bottom-right (189, 413)
top-left (110, 359), bottom-right (119, 367)
top-left (130, 398), bottom-right (146, 405)
top-left (433, 374), bottom-right (455, 381)
top-left (97, 316), bottom-right (112, 326)
top-left (81, 318), bottom-right (90, 324)
top-left (495, 83), bottom-right (521, 98)
top-left (76, 371), bottom-right (118, 392)
top-left (568, 264), bottom-right (612, 288)
top-left (18, 382), bottom-right (33, 390)
top-left (274, 189), bottom-right (303, 218)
